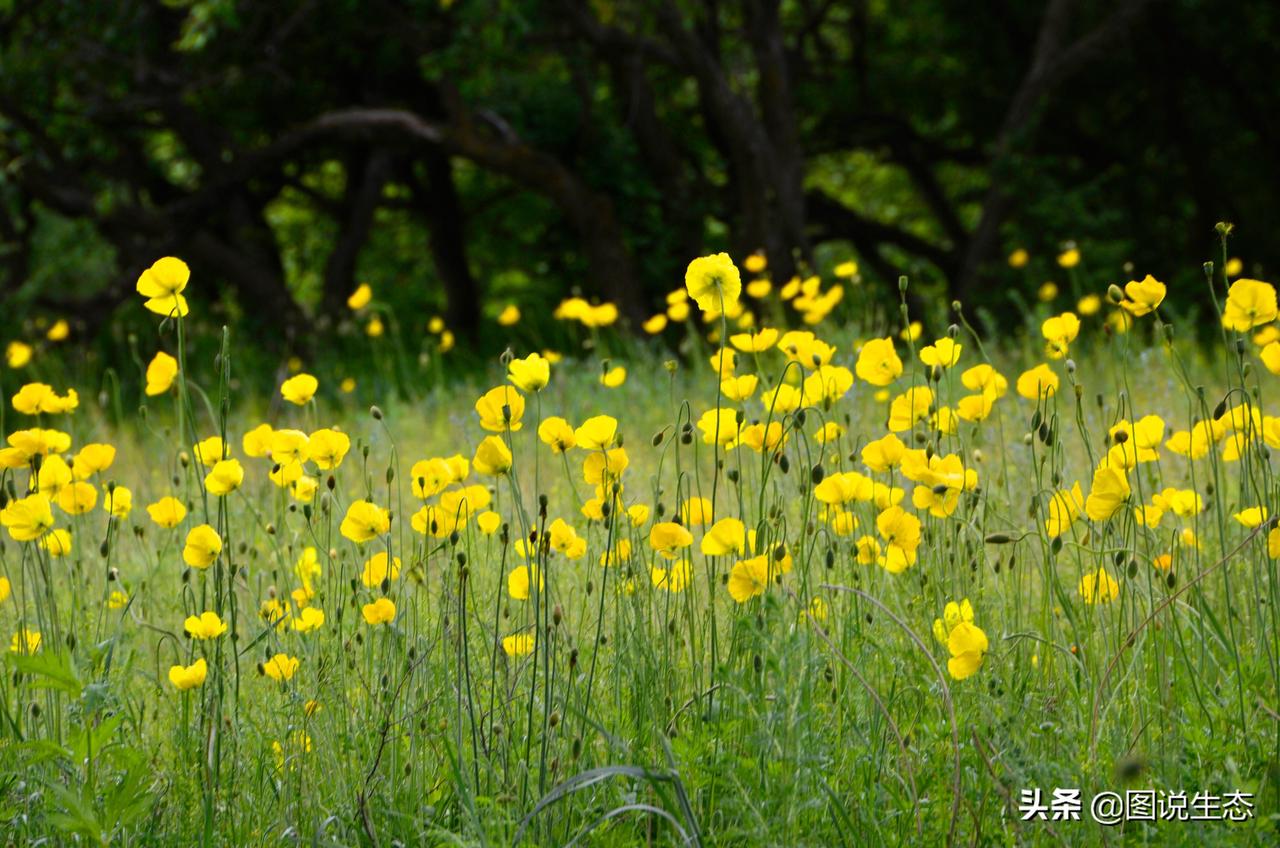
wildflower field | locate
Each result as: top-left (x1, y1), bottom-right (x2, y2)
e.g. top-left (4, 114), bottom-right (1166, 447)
top-left (3, 245), bottom-right (1280, 847)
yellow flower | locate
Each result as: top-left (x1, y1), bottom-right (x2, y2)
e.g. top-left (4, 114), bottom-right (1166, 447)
top-left (8, 428), bottom-right (70, 458)
top-left (183, 524), bottom-right (223, 568)
top-left (946, 621), bottom-right (989, 680)
top-left (932, 599), bottom-right (974, 644)
top-left (56, 481), bottom-right (97, 515)
top-left (39, 527), bottom-right (72, 557)
top-left (1041, 312), bottom-right (1080, 359)
top-left (34, 456), bottom-right (70, 495)
top-left (649, 522), bottom-right (693, 558)
top-left (145, 351), bottom-right (179, 396)
top-left (1151, 488), bottom-right (1203, 517)
top-left (887, 386), bottom-right (933, 432)
top-left (1045, 483), bottom-right (1084, 538)
top-left (730, 328), bottom-right (779, 353)
top-left (537, 417), bottom-right (577, 453)
top-left (71, 443), bottom-right (115, 479)
top-left (1085, 466), bottom-right (1130, 522)
top-left (600, 366), bottom-right (627, 387)
top-left (1118, 274), bottom-right (1166, 316)
top-left (582, 448), bottom-right (629, 485)
top-left (261, 653), bottom-right (300, 682)
top-left (340, 377), bottom-right (356, 393)
top-left (508, 353), bottom-right (550, 392)
top-left (340, 500), bottom-right (391, 543)
top-left (1016, 364), bottom-right (1059, 400)
top-left (147, 496), bottom-right (187, 528)
top-left (478, 511), bottom-right (502, 535)
top-left (280, 373), bottom-right (318, 405)
top-left (720, 374), bottom-right (758, 401)
top-left (308, 428), bottom-right (350, 469)
top-left (362, 597), bottom-right (397, 625)
top-left (297, 477), bottom-right (320, 503)
top-left (107, 590), bottom-right (129, 609)
top-left (240, 423), bottom-right (274, 458)
top-left (12, 383), bottom-right (74, 415)
top-left (701, 517), bottom-right (746, 556)
top-left (184, 611), bottom-right (228, 640)
top-left (834, 259), bottom-right (858, 277)
top-left (814, 422), bottom-right (845, 444)
top-left (697, 408), bottom-right (741, 446)
top-left (684, 253), bottom-right (742, 313)
top-left (205, 459), bottom-right (245, 496)
top-left (651, 561), bottom-right (691, 592)
top-left (475, 385), bottom-right (525, 432)
top-left (361, 552), bottom-right (401, 587)
top-left (1077, 294), bottom-right (1102, 316)
top-left (508, 564), bottom-right (542, 600)
top-left (1261, 342), bottom-right (1280, 376)
top-left (643, 314), bottom-right (669, 334)
top-left (347, 283), bottom-right (372, 310)
top-left (727, 555), bottom-right (771, 602)
top-left (269, 429), bottom-right (310, 466)
top-left (1037, 282), bottom-right (1059, 302)
top-left (1008, 248), bottom-right (1029, 268)
top-left (192, 436), bottom-right (228, 467)
top-left (1079, 567), bottom-right (1120, 604)
top-left (1, 492), bottom-right (54, 541)
top-left (1234, 506), bottom-right (1269, 528)
top-left (1222, 279), bottom-right (1278, 332)
top-left (168, 658), bottom-right (207, 690)
top-left (6, 341), bottom-right (32, 368)
top-left (497, 304), bottom-right (521, 326)
top-left (875, 506), bottom-right (921, 573)
top-left (502, 633), bottom-right (535, 657)
top-left (473, 436), bottom-right (513, 476)
top-left (965, 364), bottom-right (1008, 395)
top-left (1057, 247), bottom-right (1080, 268)
top-left (91, 488), bottom-right (136, 528)
top-left (570, 417), bottom-right (619, 456)
top-left (581, 303), bottom-right (618, 328)
top-left (366, 317), bottom-right (384, 337)
top-left (0, 576), bottom-right (9, 603)
top-left (136, 256), bottom-right (190, 317)
top-left (855, 338), bottom-right (902, 386)
top-left (861, 433), bottom-right (906, 473)
top-left (745, 252), bottom-right (768, 273)
top-left (10, 627), bottom-right (41, 654)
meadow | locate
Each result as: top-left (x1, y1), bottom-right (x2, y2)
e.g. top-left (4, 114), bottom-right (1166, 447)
top-left (1, 246), bottom-right (1279, 847)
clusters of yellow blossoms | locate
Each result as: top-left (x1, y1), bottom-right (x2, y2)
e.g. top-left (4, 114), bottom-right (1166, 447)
top-left (4, 246), bottom-right (1280, 711)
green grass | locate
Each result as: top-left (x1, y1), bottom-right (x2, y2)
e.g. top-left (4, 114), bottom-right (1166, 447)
top-left (1, 277), bottom-right (1278, 847)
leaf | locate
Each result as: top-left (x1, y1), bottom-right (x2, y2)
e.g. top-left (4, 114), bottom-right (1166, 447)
top-left (6, 650), bottom-right (83, 696)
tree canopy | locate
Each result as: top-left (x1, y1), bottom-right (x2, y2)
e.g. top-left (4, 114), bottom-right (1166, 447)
top-left (2, 0), bottom-right (1275, 351)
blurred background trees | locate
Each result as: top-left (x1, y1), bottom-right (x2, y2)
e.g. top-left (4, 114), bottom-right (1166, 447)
top-left (1, 0), bottom-right (1277, 354)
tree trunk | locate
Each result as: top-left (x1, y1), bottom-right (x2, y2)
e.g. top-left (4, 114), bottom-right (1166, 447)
top-left (417, 148), bottom-right (481, 340)
top-left (322, 149), bottom-right (392, 315)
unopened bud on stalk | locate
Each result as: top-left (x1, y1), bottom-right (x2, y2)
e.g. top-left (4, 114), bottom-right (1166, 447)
top-left (370, 406), bottom-right (383, 420)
